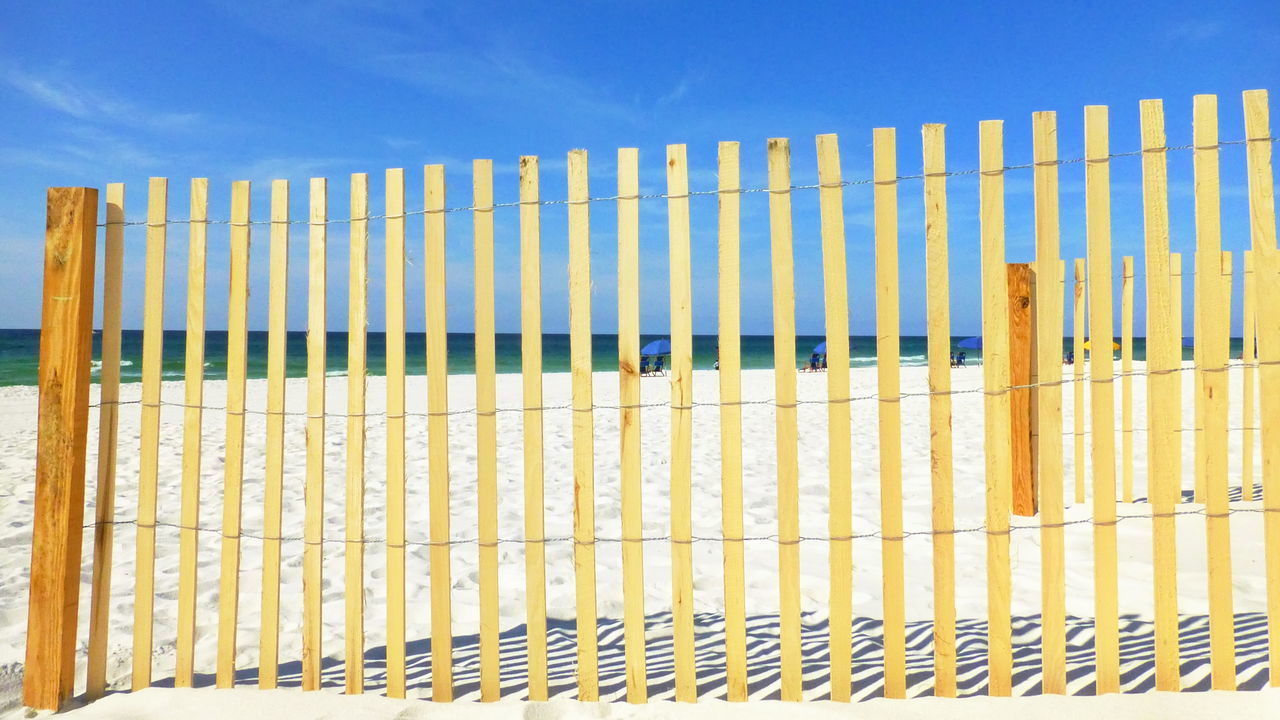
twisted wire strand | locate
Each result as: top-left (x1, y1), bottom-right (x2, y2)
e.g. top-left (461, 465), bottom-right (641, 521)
top-left (82, 506), bottom-right (1274, 547)
top-left (92, 138), bottom-right (1275, 229)
top-left (77, 359), bottom-right (1277, 416)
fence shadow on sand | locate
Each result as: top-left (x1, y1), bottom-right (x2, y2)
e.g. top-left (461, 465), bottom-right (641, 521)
top-left (161, 609), bottom-right (1272, 701)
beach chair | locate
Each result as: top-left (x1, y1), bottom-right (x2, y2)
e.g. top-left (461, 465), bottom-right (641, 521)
top-left (950, 352), bottom-right (957, 368)
top-left (652, 355), bottom-right (666, 376)
top-left (957, 351), bottom-right (967, 367)
top-left (639, 355), bottom-right (651, 375)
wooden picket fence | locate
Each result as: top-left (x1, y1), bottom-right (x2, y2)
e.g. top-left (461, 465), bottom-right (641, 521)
top-left (22, 89), bottom-right (1280, 710)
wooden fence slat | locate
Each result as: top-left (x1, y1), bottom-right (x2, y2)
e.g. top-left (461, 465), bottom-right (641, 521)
top-left (519, 156), bottom-right (549, 700)
top-left (425, 164), bottom-right (454, 701)
top-left (978, 121), bottom-right (1013, 696)
top-left (23, 186), bottom-right (98, 711)
top-left (303, 178), bottom-right (327, 691)
top-left (1195, 94), bottom-right (1236, 689)
top-left (1121, 256), bottom-right (1134, 502)
top-left (1032, 111), bottom-right (1066, 695)
top-left (1242, 88), bottom-right (1279, 683)
top-left (567, 149), bottom-right (599, 701)
top-left (1084, 105), bottom-right (1120, 694)
top-left (1139, 98), bottom-right (1181, 691)
top-left (817, 133), bottom-right (853, 702)
top-left (766, 138), bottom-right (802, 701)
top-left (873, 127), bottom-right (907, 698)
top-left (175, 179), bottom-right (207, 689)
top-left (1171, 252), bottom-right (1185, 501)
top-left (616, 147), bottom-right (648, 703)
top-left (260, 179), bottom-right (289, 689)
top-left (717, 141), bottom-right (748, 702)
top-left (473, 159), bottom-right (501, 701)
top-left (87, 182), bottom-right (124, 700)
top-left (345, 173), bottom-right (369, 694)
top-left (217, 180), bottom-right (251, 688)
top-left (921, 124), bottom-right (956, 698)
top-left (133, 178), bottom-right (167, 690)
top-left (385, 168), bottom-right (407, 698)
top-left (667, 143), bottom-right (697, 702)
top-left (1009, 264), bottom-right (1035, 517)
top-left (1244, 250), bottom-right (1257, 501)
top-left (1074, 258), bottom-right (1086, 505)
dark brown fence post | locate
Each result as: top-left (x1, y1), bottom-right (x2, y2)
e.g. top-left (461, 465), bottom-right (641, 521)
top-left (24, 187), bottom-right (98, 710)
top-left (1008, 262), bottom-right (1037, 516)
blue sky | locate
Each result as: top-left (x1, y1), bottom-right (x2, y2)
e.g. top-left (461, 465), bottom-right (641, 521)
top-left (1, 1), bottom-right (1277, 336)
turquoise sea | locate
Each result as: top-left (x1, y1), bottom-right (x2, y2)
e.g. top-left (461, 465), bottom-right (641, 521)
top-left (0, 329), bottom-right (1231, 387)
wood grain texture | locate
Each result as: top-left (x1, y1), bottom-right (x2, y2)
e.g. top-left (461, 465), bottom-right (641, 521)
top-left (384, 168), bottom-right (407, 698)
top-left (1140, 98), bottom-right (1181, 691)
top-left (873, 128), bottom-right (907, 699)
top-left (133, 178), bottom-right (167, 691)
top-left (1195, 95), bottom-right (1236, 689)
top-left (345, 173), bottom-right (369, 694)
top-left (425, 164), bottom-right (454, 701)
top-left (23, 187), bottom-right (97, 711)
top-left (1008, 263), bottom-right (1035, 517)
top-left (767, 138), bottom-right (802, 701)
top-left (717, 142), bottom-right (748, 702)
top-left (1241, 89), bottom-right (1279, 683)
top-left (1085, 105), bottom-right (1119, 695)
top-left (174, 179), bottom-right (206, 689)
top-left (217, 180), bottom-right (250, 688)
top-left (667, 144), bottom-right (697, 702)
top-left (473, 159), bottom-right (501, 701)
top-left (302, 178), bottom-right (327, 691)
top-left (260, 179), bottom-right (289, 689)
top-left (567, 150), bottom-right (599, 700)
top-left (921, 124), bottom-right (956, 698)
top-left (979, 121), bottom-right (1013, 696)
top-left (817, 133), bottom-right (853, 702)
top-left (87, 183), bottom-right (123, 700)
top-left (1121, 256), bottom-right (1134, 503)
top-left (1032, 112), bottom-right (1066, 694)
top-left (616, 147), bottom-right (647, 703)
top-left (519, 157), bottom-right (549, 700)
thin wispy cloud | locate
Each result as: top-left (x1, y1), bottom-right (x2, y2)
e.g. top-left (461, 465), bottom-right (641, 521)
top-left (2, 66), bottom-right (203, 132)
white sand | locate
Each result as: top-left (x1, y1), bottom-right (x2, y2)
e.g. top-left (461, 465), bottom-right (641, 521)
top-left (0, 362), bottom-right (1273, 716)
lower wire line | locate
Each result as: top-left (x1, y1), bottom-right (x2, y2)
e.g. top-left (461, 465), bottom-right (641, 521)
top-left (84, 506), bottom-right (1270, 548)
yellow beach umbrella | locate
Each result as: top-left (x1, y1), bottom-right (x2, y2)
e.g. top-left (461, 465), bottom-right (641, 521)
top-left (1083, 339), bottom-right (1120, 351)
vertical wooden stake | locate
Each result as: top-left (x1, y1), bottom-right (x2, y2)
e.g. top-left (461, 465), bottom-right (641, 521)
top-left (385, 168), bottom-right (408, 698)
top-left (717, 142), bottom-right (749, 702)
top-left (133, 178), bottom-right (167, 690)
top-left (921, 123), bottom-right (957, 697)
top-left (817, 133), bottom-right (853, 702)
top-left (1121, 256), bottom-right (1134, 503)
top-left (1140, 98), bottom-right (1181, 691)
top-left (1085, 105), bottom-right (1120, 695)
top-left (979, 121), bottom-right (1013, 696)
top-left (519, 157), bottom-right (549, 701)
top-left (302, 178), bottom-right (327, 691)
top-left (616, 147), bottom-right (648, 703)
top-left (345, 173), bottom-right (369, 694)
top-left (1008, 263), bottom-right (1036, 517)
top-left (566, 150), bottom-right (599, 701)
top-left (1073, 259), bottom-right (1086, 505)
top-left (23, 187), bottom-right (98, 711)
top-left (425, 164), bottom-right (454, 701)
top-left (767, 138), bottom-right (802, 701)
top-left (86, 183), bottom-right (122, 700)
top-left (1241, 89), bottom-right (1279, 683)
top-left (260, 179), bottom-right (289, 689)
top-left (474, 160), bottom-right (501, 701)
top-left (1032, 111), bottom-right (1066, 694)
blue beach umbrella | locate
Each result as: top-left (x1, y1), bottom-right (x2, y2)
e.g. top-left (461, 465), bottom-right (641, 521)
top-left (641, 339), bottom-right (672, 355)
top-left (957, 336), bottom-right (983, 350)
top-left (813, 341), bottom-right (827, 355)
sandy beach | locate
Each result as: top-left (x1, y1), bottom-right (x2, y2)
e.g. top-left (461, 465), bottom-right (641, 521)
top-left (0, 362), bottom-right (1271, 714)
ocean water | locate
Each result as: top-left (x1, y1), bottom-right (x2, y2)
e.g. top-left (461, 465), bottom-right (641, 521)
top-left (0, 328), bottom-right (1229, 387)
